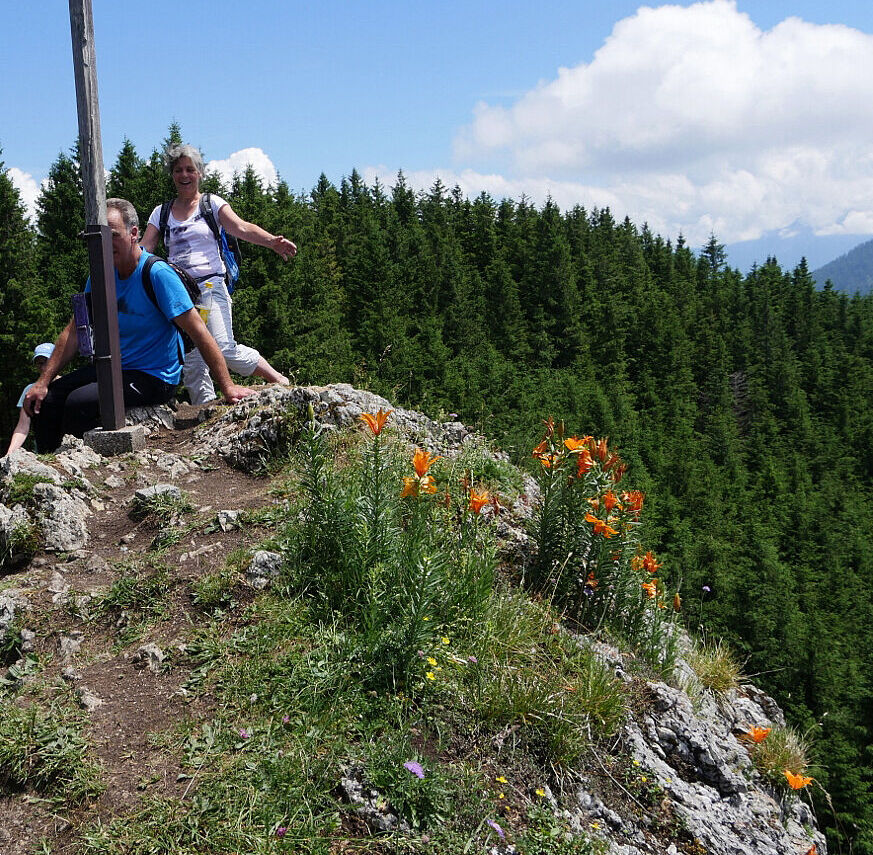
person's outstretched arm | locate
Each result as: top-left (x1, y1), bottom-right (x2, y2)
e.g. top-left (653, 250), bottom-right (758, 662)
top-left (218, 203), bottom-right (297, 260)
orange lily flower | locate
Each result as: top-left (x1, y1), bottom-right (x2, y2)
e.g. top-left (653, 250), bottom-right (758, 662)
top-left (622, 491), bottom-right (644, 513)
top-left (585, 512), bottom-right (618, 538)
top-left (602, 491), bottom-right (621, 511)
top-left (784, 770), bottom-right (814, 790)
top-left (594, 438), bottom-right (609, 462)
top-left (576, 449), bottom-right (594, 476)
top-left (642, 580), bottom-right (658, 599)
top-left (401, 475), bottom-right (437, 498)
top-left (609, 462), bottom-right (628, 482)
top-left (740, 726), bottom-right (771, 744)
top-left (413, 448), bottom-right (442, 477)
top-left (805, 846), bottom-right (817, 855)
top-left (563, 437), bottom-right (585, 452)
top-left (604, 452), bottom-right (622, 470)
top-left (641, 551), bottom-right (661, 575)
top-left (586, 572), bottom-right (598, 589)
top-left (469, 489), bottom-right (490, 514)
top-left (532, 439), bottom-right (549, 457)
top-left (673, 592), bottom-right (682, 612)
top-left (360, 408), bottom-right (392, 435)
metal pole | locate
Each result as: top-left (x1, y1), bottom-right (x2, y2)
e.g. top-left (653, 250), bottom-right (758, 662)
top-left (69, 0), bottom-right (125, 429)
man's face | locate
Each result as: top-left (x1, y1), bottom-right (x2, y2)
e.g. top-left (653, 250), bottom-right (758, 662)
top-left (107, 208), bottom-right (138, 273)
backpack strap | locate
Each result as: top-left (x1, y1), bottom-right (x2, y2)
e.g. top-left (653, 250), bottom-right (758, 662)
top-left (158, 201), bottom-right (173, 250)
top-left (198, 192), bottom-right (221, 241)
top-left (198, 192), bottom-right (241, 291)
top-left (141, 255), bottom-right (185, 365)
top-left (141, 255), bottom-right (160, 307)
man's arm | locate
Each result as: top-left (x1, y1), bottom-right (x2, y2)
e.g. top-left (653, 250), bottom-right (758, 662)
top-left (23, 320), bottom-right (79, 416)
top-left (173, 309), bottom-right (256, 404)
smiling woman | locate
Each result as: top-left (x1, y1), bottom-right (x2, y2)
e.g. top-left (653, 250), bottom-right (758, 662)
top-left (141, 143), bottom-right (297, 404)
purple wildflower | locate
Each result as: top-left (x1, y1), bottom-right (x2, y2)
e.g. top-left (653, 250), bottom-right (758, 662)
top-left (702, 585), bottom-right (711, 593)
top-left (468, 655), bottom-right (478, 664)
top-left (276, 826), bottom-right (287, 838)
top-left (404, 760), bottom-right (425, 779)
top-left (486, 819), bottom-right (505, 839)
top-left (282, 715), bottom-right (290, 724)
top-left (239, 728), bottom-right (250, 740)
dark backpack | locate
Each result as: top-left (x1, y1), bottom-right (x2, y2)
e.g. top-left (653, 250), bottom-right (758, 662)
top-left (72, 256), bottom-right (200, 362)
top-left (158, 193), bottom-right (242, 292)
top-left (141, 255), bottom-right (201, 357)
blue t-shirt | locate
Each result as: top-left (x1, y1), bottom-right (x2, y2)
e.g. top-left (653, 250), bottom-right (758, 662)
top-left (86, 250), bottom-right (194, 385)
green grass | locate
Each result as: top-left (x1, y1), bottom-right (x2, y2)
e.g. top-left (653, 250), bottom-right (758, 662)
top-left (0, 698), bottom-right (104, 806)
top-left (686, 637), bottom-right (743, 697)
top-left (748, 724), bottom-right (812, 790)
top-left (93, 564), bottom-right (173, 645)
top-left (2, 472), bottom-right (56, 507)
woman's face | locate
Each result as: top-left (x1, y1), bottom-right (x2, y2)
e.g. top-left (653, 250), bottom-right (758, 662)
top-left (172, 156), bottom-right (200, 194)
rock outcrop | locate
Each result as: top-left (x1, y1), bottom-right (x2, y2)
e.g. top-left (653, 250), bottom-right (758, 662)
top-left (0, 383), bottom-right (825, 855)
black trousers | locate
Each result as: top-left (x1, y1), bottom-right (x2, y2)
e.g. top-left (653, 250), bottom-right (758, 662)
top-left (33, 365), bottom-right (176, 452)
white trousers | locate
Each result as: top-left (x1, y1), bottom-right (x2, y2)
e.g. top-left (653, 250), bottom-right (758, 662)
top-left (183, 276), bottom-right (260, 405)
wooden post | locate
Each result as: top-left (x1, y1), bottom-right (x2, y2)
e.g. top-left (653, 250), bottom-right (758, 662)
top-left (68, 0), bottom-right (125, 430)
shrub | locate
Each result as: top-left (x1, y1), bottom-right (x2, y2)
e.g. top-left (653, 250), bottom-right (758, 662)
top-left (280, 412), bottom-right (497, 691)
top-left (526, 419), bottom-right (678, 674)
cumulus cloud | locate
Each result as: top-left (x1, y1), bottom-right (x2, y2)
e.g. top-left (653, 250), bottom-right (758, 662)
top-left (206, 147), bottom-right (279, 189)
top-left (434, 0), bottom-right (873, 244)
top-left (7, 167), bottom-right (41, 222)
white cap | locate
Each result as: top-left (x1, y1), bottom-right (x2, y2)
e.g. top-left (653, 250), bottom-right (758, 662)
top-left (33, 342), bottom-right (55, 361)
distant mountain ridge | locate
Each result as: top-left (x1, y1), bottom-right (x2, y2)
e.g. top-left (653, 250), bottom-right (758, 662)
top-left (813, 238), bottom-right (873, 295)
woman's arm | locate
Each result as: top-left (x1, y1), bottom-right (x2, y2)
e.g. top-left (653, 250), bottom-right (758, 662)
top-left (217, 204), bottom-right (297, 261)
top-left (3, 408), bottom-right (32, 457)
top-left (141, 223), bottom-right (160, 253)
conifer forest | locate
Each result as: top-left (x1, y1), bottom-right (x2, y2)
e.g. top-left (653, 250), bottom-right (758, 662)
top-left (2, 128), bottom-right (872, 850)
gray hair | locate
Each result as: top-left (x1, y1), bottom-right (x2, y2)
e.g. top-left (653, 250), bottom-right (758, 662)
top-left (106, 198), bottom-right (139, 232)
top-left (164, 143), bottom-right (205, 180)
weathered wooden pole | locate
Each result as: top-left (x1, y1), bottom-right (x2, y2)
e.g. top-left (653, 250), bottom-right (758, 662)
top-left (68, 0), bottom-right (125, 430)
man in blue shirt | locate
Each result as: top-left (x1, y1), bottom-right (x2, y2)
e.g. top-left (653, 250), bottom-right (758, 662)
top-left (25, 198), bottom-right (255, 452)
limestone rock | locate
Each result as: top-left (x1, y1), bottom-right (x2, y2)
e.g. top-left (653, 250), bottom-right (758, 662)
top-left (246, 550), bottom-right (283, 590)
top-left (53, 435), bottom-right (102, 479)
top-left (0, 591), bottom-right (24, 645)
top-left (0, 450), bottom-right (63, 486)
top-left (76, 686), bottom-right (104, 712)
top-left (133, 483), bottom-right (182, 505)
top-left (59, 630), bottom-right (85, 662)
top-left (134, 643), bottom-right (165, 673)
top-left (31, 483), bottom-right (90, 551)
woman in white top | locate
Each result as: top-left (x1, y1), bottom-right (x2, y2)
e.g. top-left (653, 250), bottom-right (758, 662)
top-left (141, 143), bottom-right (296, 404)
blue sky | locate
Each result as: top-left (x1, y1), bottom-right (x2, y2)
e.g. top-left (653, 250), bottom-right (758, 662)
top-left (4, 1), bottom-right (873, 272)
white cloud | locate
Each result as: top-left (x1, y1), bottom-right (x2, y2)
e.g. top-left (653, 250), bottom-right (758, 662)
top-left (7, 167), bottom-right (41, 222)
top-left (441, 0), bottom-right (873, 244)
top-left (206, 147), bottom-right (278, 189)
